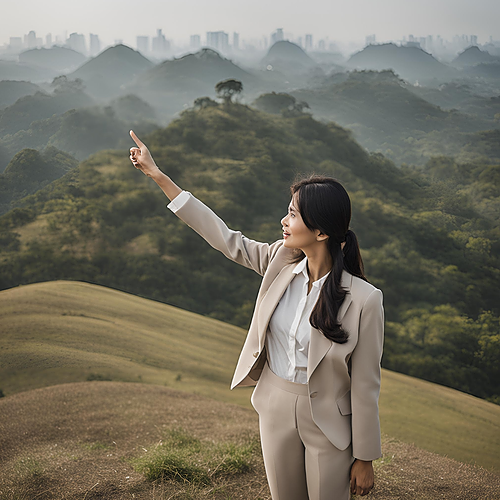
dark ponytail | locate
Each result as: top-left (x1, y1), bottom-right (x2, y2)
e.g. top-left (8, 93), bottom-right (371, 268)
top-left (287, 175), bottom-right (368, 344)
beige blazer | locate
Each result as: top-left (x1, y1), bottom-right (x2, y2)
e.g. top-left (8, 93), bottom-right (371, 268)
top-left (170, 191), bottom-right (385, 461)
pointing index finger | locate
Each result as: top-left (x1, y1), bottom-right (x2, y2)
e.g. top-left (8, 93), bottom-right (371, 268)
top-left (130, 130), bottom-right (145, 149)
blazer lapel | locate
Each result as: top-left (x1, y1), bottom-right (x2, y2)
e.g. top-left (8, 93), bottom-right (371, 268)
top-left (257, 263), bottom-right (296, 350)
top-left (307, 269), bottom-right (353, 381)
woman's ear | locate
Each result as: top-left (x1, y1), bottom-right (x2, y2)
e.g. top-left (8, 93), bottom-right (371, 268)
top-left (315, 230), bottom-right (329, 242)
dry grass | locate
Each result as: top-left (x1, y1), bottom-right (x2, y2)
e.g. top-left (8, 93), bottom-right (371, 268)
top-left (0, 382), bottom-right (499, 500)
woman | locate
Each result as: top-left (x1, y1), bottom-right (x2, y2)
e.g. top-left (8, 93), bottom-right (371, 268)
top-left (129, 129), bottom-right (384, 499)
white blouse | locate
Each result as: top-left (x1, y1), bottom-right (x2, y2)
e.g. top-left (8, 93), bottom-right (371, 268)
top-left (167, 190), bottom-right (330, 384)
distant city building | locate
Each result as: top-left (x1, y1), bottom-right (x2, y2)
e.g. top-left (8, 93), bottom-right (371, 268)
top-left (90, 34), bottom-right (101, 56)
top-left (206, 31), bottom-right (229, 53)
top-left (24, 31), bottom-right (38, 49)
top-left (270, 28), bottom-right (284, 45)
top-left (152, 29), bottom-right (170, 57)
top-left (45, 33), bottom-right (52, 48)
top-left (365, 34), bottom-right (376, 46)
top-left (318, 39), bottom-right (326, 51)
top-left (190, 34), bottom-right (201, 50)
top-left (419, 37), bottom-right (426, 50)
top-left (305, 34), bottom-right (313, 51)
top-left (470, 35), bottom-right (478, 46)
top-left (296, 36), bottom-right (303, 48)
top-left (68, 32), bottom-right (86, 54)
top-left (233, 32), bottom-right (239, 50)
top-left (137, 36), bottom-right (149, 54)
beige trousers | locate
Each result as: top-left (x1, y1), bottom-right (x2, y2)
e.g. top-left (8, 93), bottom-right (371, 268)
top-left (251, 362), bottom-right (355, 500)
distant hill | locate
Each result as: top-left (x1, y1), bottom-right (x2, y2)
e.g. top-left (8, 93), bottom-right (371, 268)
top-left (69, 44), bottom-right (154, 100)
top-left (135, 48), bottom-right (256, 95)
top-left (0, 279), bottom-right (499, 473)
top-left (0, 59), bottom-right (57, 83)
top-left (285, 69), bottom-right (496, 165)
top-left (0, 146), bottom-right (77, 215)
top-left (452, 46), bottom-right (500, 67)
top-left (19, 46), bottom-right (87, 73)
top-left (346, 43), bottom-right (458, 84)
top-left (0, 87), bottom-right (94, 136)
top-left (0, 80), bottom-right (42, 109)
top-left (261, 40), bottom-right (320, 74)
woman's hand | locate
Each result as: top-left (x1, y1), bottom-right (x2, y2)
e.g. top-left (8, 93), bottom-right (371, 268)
top-left (129, 130), bottom-right (160, 178)
top-left (350, 459), bottom-right (374, 496)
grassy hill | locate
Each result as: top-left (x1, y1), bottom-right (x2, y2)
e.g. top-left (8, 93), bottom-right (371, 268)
top-left (1, 280), bottom-right (499, 474)
top-left (0, 103), bottom-right (498, 406)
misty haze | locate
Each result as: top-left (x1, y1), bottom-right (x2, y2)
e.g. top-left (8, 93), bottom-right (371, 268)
top-left (1, 11), bottom-right (500, 500)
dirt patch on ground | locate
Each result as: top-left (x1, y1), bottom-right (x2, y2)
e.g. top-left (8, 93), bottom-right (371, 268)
top-left (0, 382), bottom-right (498, 499)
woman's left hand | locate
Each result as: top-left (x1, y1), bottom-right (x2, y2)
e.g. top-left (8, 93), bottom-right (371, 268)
top-left (350, 459), bottom-right (374, 496)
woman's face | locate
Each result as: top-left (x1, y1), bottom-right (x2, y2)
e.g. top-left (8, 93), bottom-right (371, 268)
top-left (281, 192), bottom-right (322, 250)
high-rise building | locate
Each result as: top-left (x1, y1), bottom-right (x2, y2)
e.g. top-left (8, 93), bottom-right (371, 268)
top-left (68, 33), bottom-right (86, 54)
top-left (471, 35), bottom-right (478, 46)
top-left (365, 34), bottom-right (376, 46)
top-left (206, 31), bottom-right (229, 53)
top-left (270, 29), bottom-right (284, 45)
top-left (45, 33), bottom-right (52, 48)
top-left (24, 31), bottom-right (37, 49)
top-left (89, 34), bottom-right (101, 56)
top-left (190, 34), bottom-right (201, 49)
top-left (318, 39), bottom-right (326, 51)
top-left (233, 32), bottom-right (239, 50)
top-left (137, 36), bottom-right (149, 54)
top-left (305, 34), bottom-right (313, 51)
top-left (152, 29), bottom-right (170, 57)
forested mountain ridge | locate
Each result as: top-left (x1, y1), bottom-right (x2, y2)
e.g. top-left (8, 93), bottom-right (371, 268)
top-left (0, 102), bottom-right (498, 403)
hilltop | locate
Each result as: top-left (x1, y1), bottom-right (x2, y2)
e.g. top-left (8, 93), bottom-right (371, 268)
top-left (346, 43), bottom-right (458, 84)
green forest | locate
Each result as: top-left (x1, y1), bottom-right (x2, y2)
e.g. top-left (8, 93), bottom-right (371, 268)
top-left (0, 102), bottom-right (498, 404)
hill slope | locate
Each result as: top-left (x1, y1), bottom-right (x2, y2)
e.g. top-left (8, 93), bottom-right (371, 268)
top-left (0, 381), bottom-right (499, 499)
top-left (0, 280), bottom-right (499, 473)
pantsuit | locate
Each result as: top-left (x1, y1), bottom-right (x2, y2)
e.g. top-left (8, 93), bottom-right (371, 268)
top-left (252, 362), bottom-right (356, 500)
top-left (167, 190), bottom-right (385, 498)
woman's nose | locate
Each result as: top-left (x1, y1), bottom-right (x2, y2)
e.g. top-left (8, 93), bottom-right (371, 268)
top-left (281, 215), bottom-right (287, 226)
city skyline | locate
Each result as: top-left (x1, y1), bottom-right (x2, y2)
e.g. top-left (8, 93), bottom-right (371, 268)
top-left (4, 0), bottom-right (498, 50)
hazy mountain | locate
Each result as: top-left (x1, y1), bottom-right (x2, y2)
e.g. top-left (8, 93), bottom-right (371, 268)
top-left (261, 41), bottom-right (320, 75)
top-left (452, 46), bottom-right (500, 67)
top-left (0, 80), bottom-right (42, 109)
top-left (135, 48), bottom-right (256, 94)
top-left (408, 82), bottom-right (500, 121)
top-left (0, 146), bottom-right (77, 214)
top-left (19, 46), bottom-right (87, 73)
top-left (109, 94), bottom-right (157, 124)
top-left (0, 59), bottom-right (58, 83)
top-left (69, 44), bottom-right (154, 100)
top-left (0, 87), bottom-right (94, 136)
top-left (463, 62), bottom-right (500, 80)
top-left (346, 43), bottom-right (459, 85)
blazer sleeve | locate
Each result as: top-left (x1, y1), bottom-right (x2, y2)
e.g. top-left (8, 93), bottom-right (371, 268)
top-left (166, 190), bottom-right (282, 277)
top-left (350, 288), bottom-right (384, 461)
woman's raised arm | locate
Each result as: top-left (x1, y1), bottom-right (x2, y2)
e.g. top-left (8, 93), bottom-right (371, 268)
top-left (129, 130), bottom-right (182, 201)
top-left (128, 130), bottom-right (283, 276)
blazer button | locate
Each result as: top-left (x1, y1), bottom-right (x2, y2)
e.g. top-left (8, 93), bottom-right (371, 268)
top-left (310, 392), bottom-right (318, 398)
top-left (253, 351), bottom-right (259, 358)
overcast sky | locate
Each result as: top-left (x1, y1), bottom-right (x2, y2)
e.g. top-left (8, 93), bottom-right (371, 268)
top-left (4, 0), bottom-right (499, 49)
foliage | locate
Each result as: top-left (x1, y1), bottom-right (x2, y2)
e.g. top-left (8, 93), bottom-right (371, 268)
top-left (0, 103), bottom-right (498, 402)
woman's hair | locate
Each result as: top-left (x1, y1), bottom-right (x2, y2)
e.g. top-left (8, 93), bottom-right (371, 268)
top-left (287, 174), bottom-right (368, 344)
